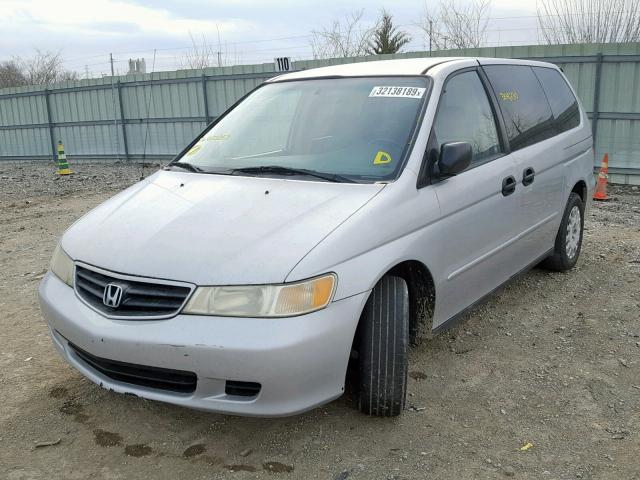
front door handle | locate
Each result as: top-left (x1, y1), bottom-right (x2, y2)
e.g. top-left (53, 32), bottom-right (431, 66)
top-left (522, 167), bottom-right (535, 186)
top-left (502, 175), bottom-right (516, 196)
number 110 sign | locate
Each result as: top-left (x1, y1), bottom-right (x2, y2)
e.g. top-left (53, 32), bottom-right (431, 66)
top-left (274, 57), bottom-right (293, 72)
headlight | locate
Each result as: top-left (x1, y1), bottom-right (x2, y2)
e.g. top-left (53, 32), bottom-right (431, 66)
top-left (183, 274), bottom-right (336, 317)
top-left (50, 244), bottom-right (74, 287)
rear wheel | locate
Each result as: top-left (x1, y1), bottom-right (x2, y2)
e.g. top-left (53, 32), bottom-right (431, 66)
top-left (357, 275), bottom-right (409, 417)
top-left (541, 192), bottom-right (584, 271)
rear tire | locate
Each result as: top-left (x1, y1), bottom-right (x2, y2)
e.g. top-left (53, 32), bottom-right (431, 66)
top-left (541, 192), bottom-right (584, 271)
top-left (357, 275), bottom-right (409, 417)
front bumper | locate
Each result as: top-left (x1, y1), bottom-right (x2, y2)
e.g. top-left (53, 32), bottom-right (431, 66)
top-left (38, 272), bottom-right (367, 416)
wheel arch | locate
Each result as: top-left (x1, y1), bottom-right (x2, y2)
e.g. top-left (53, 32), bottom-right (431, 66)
top-left (353, 260), bottom-right (436, 349)
top-left (571, 179), bottom-right (587, 203)
top-left (386, 260), bottom-right (436, 343)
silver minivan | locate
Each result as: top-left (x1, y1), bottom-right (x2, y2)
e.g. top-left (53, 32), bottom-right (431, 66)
top-left (39, 57), bottom-right (595, 417)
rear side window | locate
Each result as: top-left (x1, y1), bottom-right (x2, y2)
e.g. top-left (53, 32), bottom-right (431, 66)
top-left (432, 70), bottom-right (501, 166)
top-left (532, 67), bottom-right (580, 134)
top-left (484, 65), bottom-right (555, 151)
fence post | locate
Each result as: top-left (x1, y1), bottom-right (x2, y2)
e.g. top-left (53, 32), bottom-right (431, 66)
top-left (201, 74), bottom-right (210, 123)
top-left (44, 89), bottom-right (57, 163)
top-left (591, 52), bottom-right (603, 150)
top-left (117, 81), bottom-right (129, 161)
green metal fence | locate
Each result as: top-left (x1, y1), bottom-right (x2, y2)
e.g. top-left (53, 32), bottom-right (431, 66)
top-left (1, 42), bottom-right (639, 184)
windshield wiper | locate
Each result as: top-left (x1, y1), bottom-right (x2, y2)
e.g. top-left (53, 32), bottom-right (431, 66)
top-left (165, 162), bottom-right (203, 173)
top-left (230, 165), bottom-right (356, 183)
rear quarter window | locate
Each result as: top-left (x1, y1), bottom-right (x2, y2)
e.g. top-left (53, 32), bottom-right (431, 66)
top-left (532, 67), bottom-right (581, 134)
top-left (483, 65), bottom-right (555, 151)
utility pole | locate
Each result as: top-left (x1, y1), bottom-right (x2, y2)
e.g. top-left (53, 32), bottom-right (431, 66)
top-left (109, 53), bottom-right (120, 161)
top-left (429, 20), bottom-right (433, 56)
top-left (216, 24), bottom-right (223, 67)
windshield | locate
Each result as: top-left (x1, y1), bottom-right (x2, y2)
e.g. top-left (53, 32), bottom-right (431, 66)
top-left (173, 76), bottom-right (430, 183)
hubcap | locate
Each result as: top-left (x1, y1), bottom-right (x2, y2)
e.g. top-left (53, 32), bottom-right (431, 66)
top-left (565, 206), bottom-right (581, 259)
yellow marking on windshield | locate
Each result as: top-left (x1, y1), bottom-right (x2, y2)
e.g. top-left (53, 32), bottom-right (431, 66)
top-left (205, 134), bottom-right (230, 141)
top-left (373, 150), bottom-right (393, 165)
top-left (186, 145), bottom-right (202, 156)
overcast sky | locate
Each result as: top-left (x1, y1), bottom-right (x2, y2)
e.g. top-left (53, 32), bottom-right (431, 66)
top-left (1, 0), bottom-right (542, 77)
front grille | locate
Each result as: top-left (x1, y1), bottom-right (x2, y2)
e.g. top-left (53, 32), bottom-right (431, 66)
top-left (75, 265), bottom-right (192, 319)
top-left (69, 342), bottom-right (197, 394)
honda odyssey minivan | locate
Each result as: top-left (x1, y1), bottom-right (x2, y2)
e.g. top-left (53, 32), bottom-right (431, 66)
top-left (39, 57), bottom-right (595, 417)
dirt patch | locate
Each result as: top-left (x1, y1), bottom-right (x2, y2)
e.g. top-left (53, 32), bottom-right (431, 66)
top-left (58, 400), bottom-right (82, 415)
top-left (0, 163), bottom-right (638, 479)
top-left (223, 464), bottom-right (258, 472)
top-left (263, 461), bottom-right (295, 473)
top-left (49, 386), bottom-right (68, 399)
top-left (124, 444), bottom-right (153, 457)
top-left (93, 429), bottom-right (123, 447)
top-left (58, 400), bottom-right (89, 423)
top-left (182, 444), bottom-right (206, 458)
top-left (409, 370), bottom-right (428, 380)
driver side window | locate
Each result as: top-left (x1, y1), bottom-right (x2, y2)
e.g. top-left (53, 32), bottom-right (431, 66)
top-left (433, 71), bottom-right (502, 166)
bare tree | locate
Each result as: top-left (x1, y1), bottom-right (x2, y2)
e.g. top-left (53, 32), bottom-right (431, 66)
top-left (419, 0), bottom-right (491, 50)
top-left (538, 0), bottom-right (640, 44)
top-left (310, 10), bottom-right (375, 59)
top-left (179, 28), bottom-right (233, 70)
top-left (19, 50), bottom-right (78, 85)
top-left (367, 10), bottom-right (412, 55)
top-left (0, 50), bottom-right (77, 89)
top-left (0, 60), bottom-right (26, 89)
top-left (180, 33), bottom-right (217, 69)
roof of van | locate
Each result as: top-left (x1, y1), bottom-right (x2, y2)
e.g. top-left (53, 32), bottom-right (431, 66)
top-left (269, 57), bottom-right (555, 81)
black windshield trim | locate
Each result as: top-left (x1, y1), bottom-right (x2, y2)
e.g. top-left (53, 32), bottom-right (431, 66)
top-left (164, 162), bottom-right (203, 173)
top-left (230, 165), bottom-right (357, 183)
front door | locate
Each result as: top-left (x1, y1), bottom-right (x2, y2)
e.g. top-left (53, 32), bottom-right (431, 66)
top-left (426, 69), bottom-right (526, 328)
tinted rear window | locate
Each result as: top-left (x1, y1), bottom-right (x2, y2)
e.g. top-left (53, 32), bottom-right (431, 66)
top-left (484, 65), bottom-right (555, 151)
top-left (532, 67), bottom-right (580, 134)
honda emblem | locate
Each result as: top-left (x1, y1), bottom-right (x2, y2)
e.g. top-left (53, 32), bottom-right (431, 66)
top-left (103, 283), bottom-right (124, 308)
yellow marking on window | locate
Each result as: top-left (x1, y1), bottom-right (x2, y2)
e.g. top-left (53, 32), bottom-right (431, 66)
top-left (373, 150), bottom-right (393, 165)
top-left (205, 134), bottom-right (230, 141)
top-left (499, 91), bottom-right (519, 102)
top-left (186, 144), bottom-right (202, 156)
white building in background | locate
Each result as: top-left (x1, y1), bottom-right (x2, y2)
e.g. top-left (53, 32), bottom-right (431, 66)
top-left (127, 58), bottom-right (146, 75)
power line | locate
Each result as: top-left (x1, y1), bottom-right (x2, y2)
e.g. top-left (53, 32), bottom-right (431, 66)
top-left (45, 6), bottom-right (640, 78)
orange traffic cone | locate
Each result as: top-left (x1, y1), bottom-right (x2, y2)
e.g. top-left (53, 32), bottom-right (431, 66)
top-left (593, 154), bottom-right (609, 201)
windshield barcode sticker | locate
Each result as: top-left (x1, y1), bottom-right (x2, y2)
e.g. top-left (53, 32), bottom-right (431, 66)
top-left (369, 86), bottom-right (426, 99)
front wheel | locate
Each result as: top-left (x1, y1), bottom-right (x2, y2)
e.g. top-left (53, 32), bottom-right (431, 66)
top-left (541, 192), bottom-right (584, 271)
top-left (357, 275), bottom-right (409, 417)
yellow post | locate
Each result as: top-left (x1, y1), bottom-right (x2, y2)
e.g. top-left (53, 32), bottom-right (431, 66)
top-left (57, 141), bottom-right (73, 175)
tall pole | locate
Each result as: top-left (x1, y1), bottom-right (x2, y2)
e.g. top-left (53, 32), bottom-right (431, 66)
top-left (109, 53), bottom-right (120, 161)
top-left (216, 24), bottom-right (223, 67)
top-left (429, 20), bottom-right (433, 56)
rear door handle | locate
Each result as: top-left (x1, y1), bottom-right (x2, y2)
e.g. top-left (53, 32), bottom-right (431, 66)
top-left (522, 167), bottom-right (535, 186)
top-left (502, 175), bottom-right (516, 196)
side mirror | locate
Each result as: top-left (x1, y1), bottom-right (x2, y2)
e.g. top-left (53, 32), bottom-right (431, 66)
top-left (437, 142), bottom-right (472, 177)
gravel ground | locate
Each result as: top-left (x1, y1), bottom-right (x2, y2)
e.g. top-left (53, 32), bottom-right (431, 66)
top-left (0, 162), bottom-right (639, 480)
top-left (0, 161), bottom-right (161, 200)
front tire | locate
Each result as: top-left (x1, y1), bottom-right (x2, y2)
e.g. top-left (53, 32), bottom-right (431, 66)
top-left (357, 275), bottom-right (409, 417)
top-left (541, 192), bottom-right (584, 271)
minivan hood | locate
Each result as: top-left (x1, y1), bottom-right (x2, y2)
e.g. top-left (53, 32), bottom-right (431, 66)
top-left (62, 170), bottom-right (384, 285)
